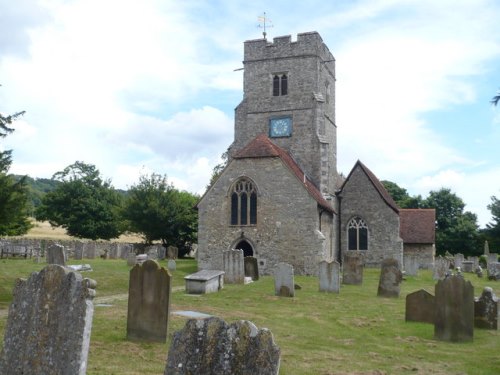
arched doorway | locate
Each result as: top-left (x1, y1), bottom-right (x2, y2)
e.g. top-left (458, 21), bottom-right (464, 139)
top-left (234, 240), bottom-right (253, 257)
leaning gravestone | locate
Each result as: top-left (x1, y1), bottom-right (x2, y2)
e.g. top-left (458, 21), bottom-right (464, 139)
top-left (434, 275), bottom-right (474, 342)
top-left (46, 243), bottom-right (66, 265)
top-left (405, 289), bottom-right (435, 324)
top-left (0, 265), bottom-right (96, 375)
top-left (164, 317), bottom-right (280, 375)
top-left (474, 287), bottom-right (499, 330)
top-left (244, 256), bottom-right (259, 280)
top-left (274, 262), bottom-right (295, 297)
top-left (223, 249), bottom-right (245, 284)
top-left (318, 260), bottom-right (340, 293)
top-left (377, 258), bottom-right (403, 298)
top-left (127, 260), bottom-right (172, 342)
top-left (343, 252), bottom-right (364, 285)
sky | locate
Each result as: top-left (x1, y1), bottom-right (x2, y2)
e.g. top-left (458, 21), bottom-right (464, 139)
top-left (1, 0), bottom-right (500, 228)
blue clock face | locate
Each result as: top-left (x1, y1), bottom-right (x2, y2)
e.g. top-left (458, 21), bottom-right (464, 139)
top-left (270, 117), bottom-right (292, 137)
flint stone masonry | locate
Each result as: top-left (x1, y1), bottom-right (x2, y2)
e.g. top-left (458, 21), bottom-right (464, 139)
top-left (274, 262), bottom-right (295, 297)
top-left (165, 317), bottom-right (280, 375)
top-left (46, 243), bottom-right (66, 265)
top-left (405, 289), bottom-right (435, 324)
top-left (434, 275), bottom-right (474, 342)
top-left (223, 249), bottom-right (245, 284)
top-left (377, 258), bottom-right (403, 298)
top-left (185, 270), bottom-right (225, 294)
top-left (127, 260), bottom-right (172, 342)
top-left (474, 287), bottom-right (499, 330)
top-left (342, 252), bottom-right (364, 285)
top-left (0, 265), bottom-right (96, 375)
top-left (244, 256), bottom-right (259, 280)
top-left (318, 260), bottom-right (340, 293)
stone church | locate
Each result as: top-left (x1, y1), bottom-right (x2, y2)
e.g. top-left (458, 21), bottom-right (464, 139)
top-left (196, 32), bottom-right (435, 275)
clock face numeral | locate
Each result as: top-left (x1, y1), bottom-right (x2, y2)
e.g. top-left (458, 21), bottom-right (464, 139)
top-left (270, 117), bottom-right (292, 137)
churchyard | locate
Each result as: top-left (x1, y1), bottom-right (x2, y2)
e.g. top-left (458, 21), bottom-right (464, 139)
top-left (0, 257), bottom-right (499, 374)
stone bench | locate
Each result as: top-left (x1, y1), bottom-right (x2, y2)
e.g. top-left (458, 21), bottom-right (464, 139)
top-left (185, 270), bottom-right (225, 294)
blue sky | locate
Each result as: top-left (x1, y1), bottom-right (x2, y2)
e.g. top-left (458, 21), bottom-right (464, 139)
top-left (1, 0), bottom-right (500, 228)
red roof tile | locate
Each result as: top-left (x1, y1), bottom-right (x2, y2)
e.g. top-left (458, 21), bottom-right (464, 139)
top-left (400, 209), bottom-right (436, 244)
top-left (234, 134), bottom-right (335, 214)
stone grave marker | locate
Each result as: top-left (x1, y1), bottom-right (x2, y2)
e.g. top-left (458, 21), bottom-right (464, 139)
top-left (487, 253), bottom-right (497, 265)
top-left (84, 242), bottom-right (96, 259)
top-left (158, 245), bottom-right (166, 260)
top-left (167, 245), bottom-right (178, 260)
top-left (74, 241), bottom-right (84, 260)
top-left (474, 287), bottom-right (499, 330)
top-left (46, 243), bottom-right (66, 266)
top-left (184, 270), bottom-right (224, 294)
top-left (405, 289), bottom-right (435, 324)
top-left (461, 261), bottom-right (474, 273)
top-left (168, 259), bottom-right (176, 271)
top-left (342, 252), bottom-right (364, 285)
top-left (404, 255), bottom-right (419, 276)
top-left (164, 317), bottom-right (280, 375)
top-left (377, 258), bottom-right (403, 298)
top-left (434, 275), bottom-right (474, 342)
top-left (127, 260), bottom-right (172, 342)
top-left (432, 256), bottom-right (451, 280)
top-left (0, 264), bottom-right (96, 375)
top-left (274, 262), bottom-right (294, 297)
top-left (487, 262), bottom-right (500, 281)
top-left (244, 256), bottom-right (259, 280)
top-left (127, 252), bottom-right (137, 267)
top-left (318, 260), bottom-right (340, 293)
top-left (454, 253), bottom-right (464, 269)
top-left (223, 249), bottom-right (244, 284)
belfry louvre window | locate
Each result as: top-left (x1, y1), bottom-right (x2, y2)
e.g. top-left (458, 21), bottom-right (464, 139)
top-left (230, 178), bottom-right (257, 225)
top-left (348, 217), bottom-right (368, 250)
top-left (273, 74), bottom-right (288, 96)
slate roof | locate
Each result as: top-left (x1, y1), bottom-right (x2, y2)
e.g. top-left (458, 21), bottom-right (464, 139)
top-left (340, 160), bottom-right (399, 213)
top-left (234, 134), bottom-right (335, 214)
top-left (399, 209), bottom-right (436, 244)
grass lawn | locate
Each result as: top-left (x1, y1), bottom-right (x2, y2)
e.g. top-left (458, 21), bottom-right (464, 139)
top-left (0, 258), bottom-right (499, 374)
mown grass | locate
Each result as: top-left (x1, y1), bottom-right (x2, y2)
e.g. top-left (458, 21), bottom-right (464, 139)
top-left (0, 259), bottom-right (499, 374)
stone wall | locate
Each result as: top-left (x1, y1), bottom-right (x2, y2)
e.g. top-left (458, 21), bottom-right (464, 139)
top-left (404, 243), bottom-right (435, 270)
top-left (198, 157), bottom-right (333, 276)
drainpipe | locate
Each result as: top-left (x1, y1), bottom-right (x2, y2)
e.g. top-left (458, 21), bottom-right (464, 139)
top-left (337, 194), bottom-right (342, 265)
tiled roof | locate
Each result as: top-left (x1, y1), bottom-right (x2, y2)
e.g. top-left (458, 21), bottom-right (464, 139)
top-left (234, 134), bottom-right (335, 214)
top-left (340, 160), bottom-right (399, 213)
top-left (400, 209), bottom-right (436, 244)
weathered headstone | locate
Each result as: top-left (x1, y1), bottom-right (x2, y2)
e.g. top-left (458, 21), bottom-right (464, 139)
top-left (127, 260), bottom-right (172, 342)
top-left (487, 253), bottom-right (498, 265)
top-left (274, 262), bottom-right (294, 297)
top-left (342, 252), bottom-right (364, 285)
top-left (127, 252), bottom-right (137, 267)
top-left (377, 258), bottom-right (403, 298)
top-left (474, 287), bottom-right (499, 330)
top-left (167, 245), bottom-right (178, 260)
top-left (403, 255), bottom-right (419, 276)
top-left (434, 275), bottom-right (474, 342)
top-left (454, 253), bottom-right (464, 269)
top-left (158, 245), bottom-right (166, 260)
top-left (432, 256), bottom-right (451, 280)
top-left (164, 317), bottom-right (280, 375)
top-left (223, 249), bottom-right (245, 284)
top-left (84, 242), bottom-right (96, 259)
top-left (487, 262), bottom-right (500, 281)
top-left (74, 241), bottom-right (84, 260)
top-left (405, 289), bottom-right (435, 324)
top-left (46, 243), bottom-right (66, 266)
top-left (0, 265), bottom-right (96, 375)
top-left (168, 259), bottom-right (176, 271)
top-left (244, 256), bottom-right (259, 280)
top-left (318, 260), bottom-right (340, 293)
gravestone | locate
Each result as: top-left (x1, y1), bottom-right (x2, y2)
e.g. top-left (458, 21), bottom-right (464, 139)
top-left (377, 258), bottom-right (403, 298)
top-left (158, 245), bottom-right (166, 260)
top-left (168, 259), bottom-right (176, 271)
top-left (342, 253), bottom-right (364, 285)
top-left (487, 262), bottom-right (500, 281)
top-left (167, 245), bottom-right (178, 260)
top-left (108, 243), bottom-right (118, 259)
top-left (434, 275), bottom-right (474, 342)
top-left (84, 242), bottom-right (96, 259)
top-left (454, 253), bottom-right (464, 269)
top-left (74, 241), bottom-right (84, 260)
top-left (318, 260), bottom-right (340, 293)
top-left (404, 255), bottom-right (419, 276)
top-left (127, 253), bottom-right (137, 267)
top-left (127, 260), bottom-right (172, 342)
top-left (46, 243), bottom-right (66, 266)
top-left (487, 253), bottom-right (497, 265)
top-left (164, 317), bottom-right (280, 375)
top-left (223, 249), bottom-right (244, 284)
top-left (405, 289), bottom-right (435, 324)
top-left (484, 240), bottom-right (490, 255)
top-left (244, 256), bottom-right (259, 280)
top-left (461, 261), bottom-right (474, 273)
top-left (432, 256), bottom-right (451, 280)
top-left (0, 265), bottom-right (96, 375)
top-left (274, 262), bottom-right (294, 297)
top-left (474, 287), bottom-right (499, 330)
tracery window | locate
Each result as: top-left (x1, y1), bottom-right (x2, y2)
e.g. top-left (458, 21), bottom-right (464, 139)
top-left (230, 178), bottom-right (257, 225)
top-left (273, 74), bottom-right (288, 96)
top-left (347, 217), bottom-right (368, 250)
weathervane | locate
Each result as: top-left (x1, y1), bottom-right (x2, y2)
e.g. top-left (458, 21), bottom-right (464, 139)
top-left (257, 12), bottom-right (273, 39)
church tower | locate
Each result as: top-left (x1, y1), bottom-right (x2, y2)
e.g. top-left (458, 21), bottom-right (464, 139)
top-left (232, 32), bottom-right (338, 197)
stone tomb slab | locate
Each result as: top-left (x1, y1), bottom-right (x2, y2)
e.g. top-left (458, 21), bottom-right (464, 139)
top-left (405, 289), bottom-right (435, 324)
top-left (185, 270), bottom-right (225, 294)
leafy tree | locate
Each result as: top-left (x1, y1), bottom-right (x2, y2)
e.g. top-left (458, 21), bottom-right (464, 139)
top-left (423, 188), bottom-right (480, 256)
top-left (381, 180), bottom-right (423, 208)
top-left (124, 173), bottom-right (198, 257)
top-left (35, 161), bottom-right (125, 240)
top-left (206, 148), bottom-right (230, 190)
top-left (484, 195), bottom-right (500, 250)
top-left (492, 89), bottom-right (500, 106)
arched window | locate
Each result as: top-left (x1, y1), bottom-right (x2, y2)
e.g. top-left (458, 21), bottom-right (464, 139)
top-left (272, 73), bottom-right (288, 96)
top-left (347, 217), bottom-right (368, 250)
top-left (230, 178), bottom-right (257, 225)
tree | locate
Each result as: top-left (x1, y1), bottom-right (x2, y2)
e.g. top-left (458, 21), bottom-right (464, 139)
top-left (0, 91), bottom-right (31, 236)
top-left (381, 180), bottom-right (423, 208)
top-left (484, 195), bottom-right (500, 250)
top-left (492, 89), bottom-right (500, 106)
top-left (206, 148), bottom-right (230, 190)
top-left (35, 161), bottom-right (125, 240)
top-left (124, 173), bottom-right (198, 257)
top-left (423, 188), bottom-right (480, 256)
